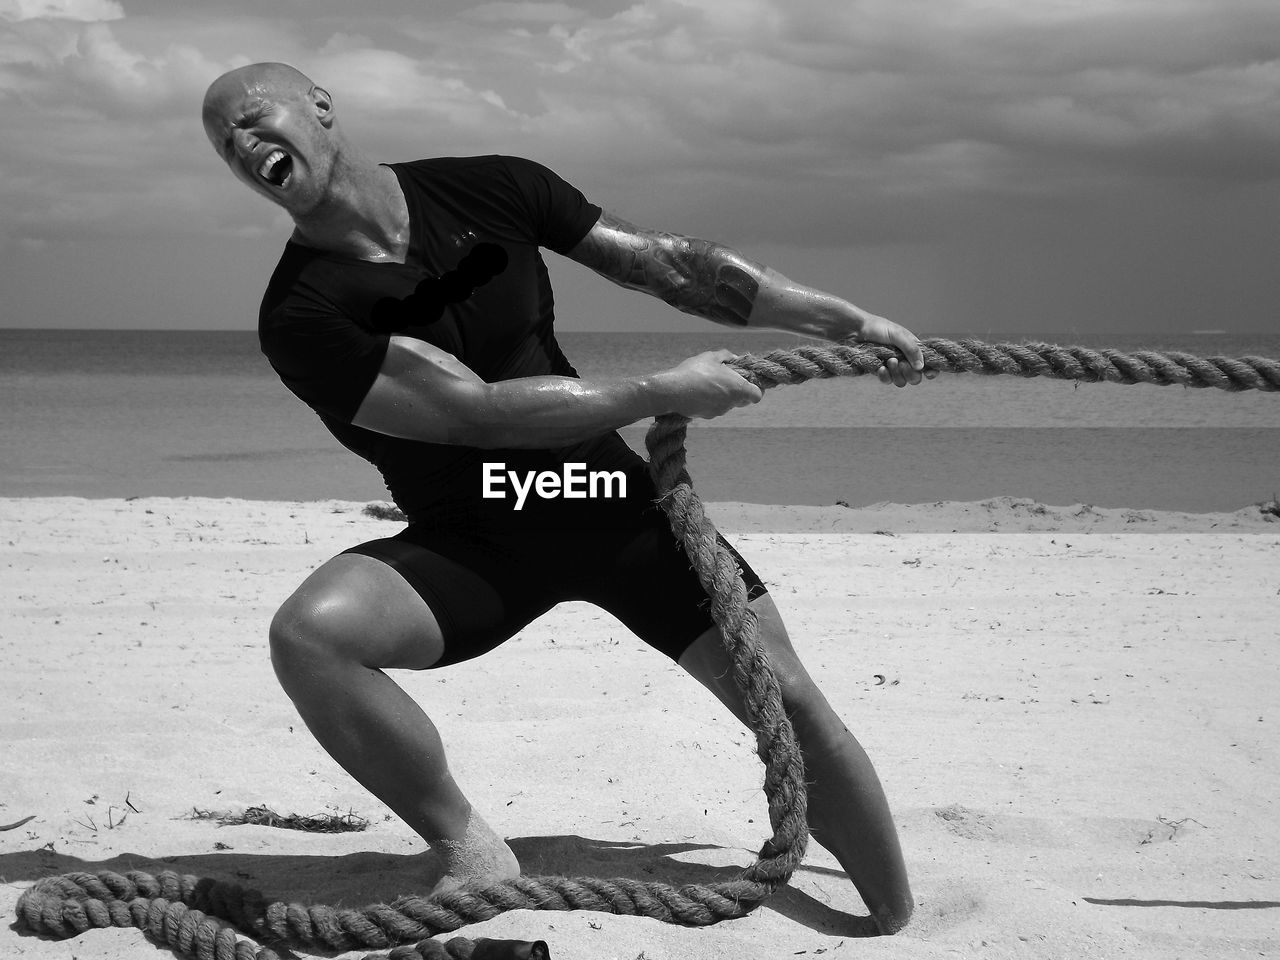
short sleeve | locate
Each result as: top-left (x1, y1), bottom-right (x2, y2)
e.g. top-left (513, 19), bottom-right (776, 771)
top-left (259, 305), bottom-right (390, 424)
top-left (498, 156), bottom-right (601, 253)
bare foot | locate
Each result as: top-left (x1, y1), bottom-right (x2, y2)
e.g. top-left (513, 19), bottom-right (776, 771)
top-left (426, 809), bottom-right (521, 895)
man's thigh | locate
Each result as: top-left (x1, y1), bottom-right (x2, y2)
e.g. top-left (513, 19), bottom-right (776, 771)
top-left (338, 531), bottom-right (557, 668)
top-left (275, 552), bottom-right (448, 670)
top-left (576, 516), bottom-right (768, 663)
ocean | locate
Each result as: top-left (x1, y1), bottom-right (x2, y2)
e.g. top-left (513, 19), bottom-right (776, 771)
top-left (1, 328), bottom-right (1277, 512)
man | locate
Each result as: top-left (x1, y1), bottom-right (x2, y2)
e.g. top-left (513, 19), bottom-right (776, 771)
top-left (202, 62), bottom-right (925, 934)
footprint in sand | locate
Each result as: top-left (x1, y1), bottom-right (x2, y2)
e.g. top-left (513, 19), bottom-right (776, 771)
top-left (930, 802), bottom-right (1061, 844)
top-left (930, 803), bottom-right (1180, 849)
top-left (934, 803), bottom-right (1003, 841)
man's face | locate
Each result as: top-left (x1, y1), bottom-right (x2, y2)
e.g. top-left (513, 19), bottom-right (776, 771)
top-left (202, 76), bottom-right (333, 215)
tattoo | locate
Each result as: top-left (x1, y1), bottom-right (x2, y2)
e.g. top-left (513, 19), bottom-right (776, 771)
top-left (567, 211), bottom-right (762, 327)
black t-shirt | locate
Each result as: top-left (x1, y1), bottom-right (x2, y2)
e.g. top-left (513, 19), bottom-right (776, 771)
top-left (259, 155), bottom-right (635, 524)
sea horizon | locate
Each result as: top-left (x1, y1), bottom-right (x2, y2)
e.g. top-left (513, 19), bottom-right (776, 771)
top-left (3, 327), bottom-right (1277, 512)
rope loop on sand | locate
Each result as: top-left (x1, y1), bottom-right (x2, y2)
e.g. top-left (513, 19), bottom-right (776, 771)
top-left (15, 337), bottom-right (1277, 959)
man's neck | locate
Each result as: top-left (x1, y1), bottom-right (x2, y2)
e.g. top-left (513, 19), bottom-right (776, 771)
top-left (291, 156), bottom-right (410, 264)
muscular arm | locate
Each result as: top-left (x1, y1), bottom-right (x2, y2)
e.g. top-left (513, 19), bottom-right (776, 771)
top-left (566, 211), bottom-right (926, 375)
top-left (350, 336), bottom-right (760, 448)
top-left (566, 211), bottom-right (764, 328)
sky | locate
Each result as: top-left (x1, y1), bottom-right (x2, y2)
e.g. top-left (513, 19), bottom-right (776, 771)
top-left (1, 0), bottom-right (1278, 335)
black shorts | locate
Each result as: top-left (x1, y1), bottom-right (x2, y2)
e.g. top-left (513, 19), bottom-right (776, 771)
top-left (342, 459), bottom-right (767, 668)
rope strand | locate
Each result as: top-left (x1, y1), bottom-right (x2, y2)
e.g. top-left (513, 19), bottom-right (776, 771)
top-left (726, 337), bottom-right (1280, 392)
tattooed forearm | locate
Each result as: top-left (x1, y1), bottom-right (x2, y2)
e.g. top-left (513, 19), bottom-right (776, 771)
top-left (568, 212), bottom-right (763, 327)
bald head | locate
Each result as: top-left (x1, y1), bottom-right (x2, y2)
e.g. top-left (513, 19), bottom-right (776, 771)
top-left (202, 62), bottom-right (316, 134)
top-left (202, 61), bottom-right (351, 216)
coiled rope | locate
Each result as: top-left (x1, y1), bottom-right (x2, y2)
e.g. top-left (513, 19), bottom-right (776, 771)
top-left (16, 338), bottom-right (1278, 959)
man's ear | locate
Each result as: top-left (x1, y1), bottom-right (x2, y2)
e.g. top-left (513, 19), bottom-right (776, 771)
top-left (311, 85), bottom-right (335, 127)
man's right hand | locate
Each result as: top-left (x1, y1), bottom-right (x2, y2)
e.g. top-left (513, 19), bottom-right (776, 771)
top-left (656, 349), bottom-right (763, 419)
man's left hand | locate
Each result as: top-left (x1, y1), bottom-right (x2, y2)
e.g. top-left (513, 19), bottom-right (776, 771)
top-left (849, 312), bottom-right (932, 387)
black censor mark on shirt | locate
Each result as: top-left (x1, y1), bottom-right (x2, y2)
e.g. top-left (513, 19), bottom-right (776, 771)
top-left (370, 242), bottom-right (508, 332)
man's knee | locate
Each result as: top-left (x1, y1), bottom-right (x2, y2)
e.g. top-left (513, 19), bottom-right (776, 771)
top-left (267, 554), bottom-right (445, 674)
top-left (682, 595), bottom-right (828, 724)
top-left (268, 589), bottom-right (352, 674)
top-left (748, 604), bottom-right (817, 701)
top-left (747, 603), bottom-right (848, 738)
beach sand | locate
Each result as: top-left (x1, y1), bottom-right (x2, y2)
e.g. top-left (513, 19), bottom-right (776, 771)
top-left (2, 496), bottom-right (1277, 959)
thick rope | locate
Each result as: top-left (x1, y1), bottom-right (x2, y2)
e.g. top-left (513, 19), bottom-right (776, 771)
top-left (15, 337), bottom-right (1276, 959)
top-left (724, 337), bottom-right (1280, 392)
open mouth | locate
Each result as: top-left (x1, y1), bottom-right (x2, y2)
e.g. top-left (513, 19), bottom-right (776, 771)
top-left (258, 149), bottom-right (293, 188)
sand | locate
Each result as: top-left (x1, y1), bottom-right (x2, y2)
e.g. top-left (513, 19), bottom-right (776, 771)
top-left (2, 496), bottom-right (1277, 959)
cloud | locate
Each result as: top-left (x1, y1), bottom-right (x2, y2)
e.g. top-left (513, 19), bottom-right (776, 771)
top-left (314, 36), bottom-right (511, 119)
top-left (494, 0), bottom-right (1280, 240)
top-left (0, 13), bottom-right (279, 247)
top-left (462, 2), bottom-right (588, 25)
top-left (2, 0), bottom-right (1279, 252)
top-left (0, 0), bottom-right (122, 23)
top-left (1, 0), bottom-right (1277, 334)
